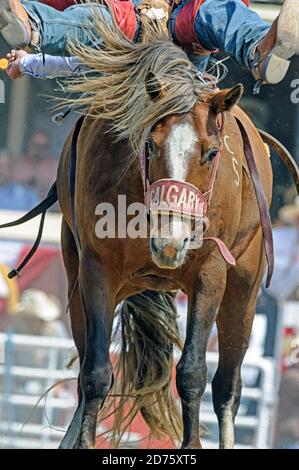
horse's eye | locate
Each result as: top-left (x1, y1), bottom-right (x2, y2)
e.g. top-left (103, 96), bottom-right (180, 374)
top-left (203, 147), bottom-right (218, 165)
top-left (147, 139), bottom-right (157, 157)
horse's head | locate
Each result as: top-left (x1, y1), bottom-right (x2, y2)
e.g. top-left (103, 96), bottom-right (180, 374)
top-left (144, 76), bottom-right (243, 269)
top-left (65, 20), bottom-right (243, 269)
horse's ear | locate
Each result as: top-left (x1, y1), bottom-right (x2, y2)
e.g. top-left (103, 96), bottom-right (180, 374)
top-left (210, 83), bottom-right (244, 114)
top-left (145, 71), bottom-right (166, 101)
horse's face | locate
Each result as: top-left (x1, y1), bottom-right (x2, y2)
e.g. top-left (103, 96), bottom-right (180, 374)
top-left (145, 81), bottom-right (243, 269)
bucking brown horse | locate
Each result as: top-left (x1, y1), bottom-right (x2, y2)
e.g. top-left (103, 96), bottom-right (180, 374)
top-left (52, 20), bottom-right (297, 449)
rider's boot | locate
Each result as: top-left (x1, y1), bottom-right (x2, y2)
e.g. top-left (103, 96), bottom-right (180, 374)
top-left (0, 0), bottom-right (32, 48)
top-left (250, 0), bottom-right (299, 91)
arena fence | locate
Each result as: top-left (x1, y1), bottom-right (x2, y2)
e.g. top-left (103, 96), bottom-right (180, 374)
top-left (0, 332), bottom-right (277, 449)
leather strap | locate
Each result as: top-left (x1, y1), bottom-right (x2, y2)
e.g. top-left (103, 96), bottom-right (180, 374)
top-left (0, 114), bottom-right (85, 278)
top-left (203, 236), bottom-right (236, 266)
top-left (258, 128), bottom-right (299, 195)
top-left (0, 182), bottom-right (58, 279)
top-left (235, 117), bottom-right (274, 287)
top-left (70, 115), bottom-right (85, 254)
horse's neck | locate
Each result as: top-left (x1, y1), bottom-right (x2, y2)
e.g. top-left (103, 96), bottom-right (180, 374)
top-left (79, 117), bottom-right (144, 202)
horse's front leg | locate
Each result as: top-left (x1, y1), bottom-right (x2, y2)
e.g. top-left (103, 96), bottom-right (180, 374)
top-left (176, 260), bottom-right (227, 449)
top-left (60, 246), bottom-right (114, 449)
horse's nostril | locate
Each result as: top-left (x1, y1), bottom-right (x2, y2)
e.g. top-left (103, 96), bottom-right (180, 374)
top-left (183, 237), bottom-right (190, 248)
top-left (151, 237), bottom-right (159, 253)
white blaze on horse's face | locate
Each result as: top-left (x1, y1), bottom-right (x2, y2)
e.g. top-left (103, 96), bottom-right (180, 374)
top-left (166, 122), bottom-right (198, 180)
top-left (150, 121), bottom-right (197, 270)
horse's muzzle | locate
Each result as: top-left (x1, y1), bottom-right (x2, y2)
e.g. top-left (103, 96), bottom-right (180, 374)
top-left (150, 233), bottom-right (190, 269)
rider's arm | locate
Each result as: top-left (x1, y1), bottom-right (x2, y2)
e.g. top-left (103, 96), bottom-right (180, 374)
top-left (18, 53), bottom-right (91, 79)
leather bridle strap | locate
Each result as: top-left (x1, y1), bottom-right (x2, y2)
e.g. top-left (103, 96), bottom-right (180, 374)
top-left (235, 117), bottom-right (274, 287)
top-left (205, 112), bottom-right (225, 206)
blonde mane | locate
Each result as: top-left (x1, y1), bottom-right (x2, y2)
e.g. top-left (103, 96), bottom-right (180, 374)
top-left (65, 7), bottom-right (217, 153)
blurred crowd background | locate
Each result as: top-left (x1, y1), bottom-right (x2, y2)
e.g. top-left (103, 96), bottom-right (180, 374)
top-left (0, 0), bottom-right (298, 449)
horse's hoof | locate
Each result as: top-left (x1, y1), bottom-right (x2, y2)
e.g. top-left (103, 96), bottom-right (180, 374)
top-left (181, 440), bottom-right (202, 449)
top-left (75, 410), bottom-right (98, 449)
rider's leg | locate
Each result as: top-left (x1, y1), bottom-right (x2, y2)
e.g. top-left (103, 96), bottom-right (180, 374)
top-left (0, 1), bottom-right (113, 54)
top-left (195, 0), bottom-right (269, 67)
top-left (0, 0), bottom-right (32, 47)
top-left (172, 0), bottom-right (299, 85)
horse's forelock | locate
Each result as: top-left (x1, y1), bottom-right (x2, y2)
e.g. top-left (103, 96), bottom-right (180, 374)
top-left (63, 6), bottom-right (218, 153)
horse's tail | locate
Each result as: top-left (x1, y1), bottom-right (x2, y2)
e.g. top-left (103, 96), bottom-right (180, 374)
top-left (106, 290), bottom-right (183, 447)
